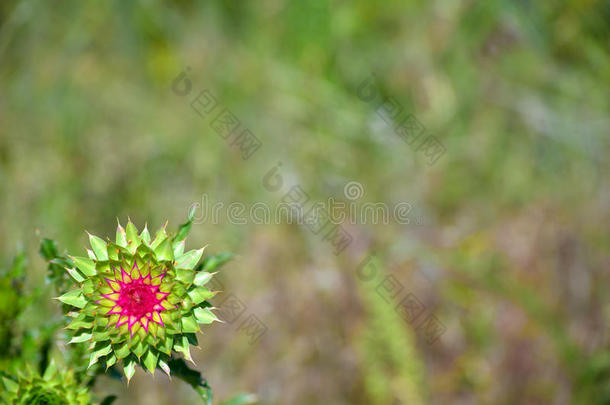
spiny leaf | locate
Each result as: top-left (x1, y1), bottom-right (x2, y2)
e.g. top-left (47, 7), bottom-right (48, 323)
top-left (174, 336), bottom-right (193, 362)
top-left (143, 350), bottom-right (159, 374)
top-left (150, 222), bottom-right (168, 249)
top-left (154, 237), bottom-right (174, 262)
top-left (173, 240), bottom-right (186, 257)
top-left (88, 233), bottom-right (109, 261)
top-left (89, 343), bottom-right (112, 368)
top-left (181, 314), bottom-right (200, 333)
top-left (126, 220), bottom-right (140, 253)
top-left (188, 287), bottom-right (215, 304)
top-left (194, 271), bottom-right (215, 287)
top-left (140, 225), bottom-right (151, 245)
top-left (57, 290), bottom-right (87, 308)
top-left (176, 268), bottom-right (195, 283)
top-left (123, 357), bottom-right (137, 383)
top-left (174, 207), bottom-right (196, 243)
top-left (175, 248), bottom-right (205, 270)
top-left (114, 343), bottom-right (130, 359)
top-left (65, 267), bottom-right (85, 283)
top-left (69, 332), bottom-right (92, 344)
top-left (116, 222), bottom-right (127, 247)
top-left (194, 307), bottom-right (221, 324)
top-left (70, 256), bottom-right (97, 276)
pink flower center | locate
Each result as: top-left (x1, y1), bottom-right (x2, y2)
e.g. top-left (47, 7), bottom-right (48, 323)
top-left (101, 266), bottom-right (170, 335)
top-left (117, 280), bottom-right (159, 319)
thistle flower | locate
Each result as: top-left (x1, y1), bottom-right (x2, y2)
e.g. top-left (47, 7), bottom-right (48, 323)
top-left (1, 360), bottom-right (92, 405)
top-left (57, 219), bottom-right (222, 382)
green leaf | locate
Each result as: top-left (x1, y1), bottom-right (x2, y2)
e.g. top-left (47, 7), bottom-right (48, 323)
top-left (173, 335), bottom-right (193, 362)
top-left (151, 222), bottom-right (168, 249)
top-left (202, 252), bottom-right (234, 272)
top-left (93, 328), bottom-right (112, 342)
top-left (176, 268), bottom-right (195, 283)
top-left (69, 332), bottom-right (92, 344)
top-left (65, 267), bottom-right (85, 283)
top-left (70, 256), bottom-right (97, 276)
top-left (89, 343), bottom-right (112, 368)
top-left (143, 349), bottom-right (159, 374)
top-left (176, 248), bottom-right (205, 270)
top-left (173, 240), bottom-right (185, 257)
top-left (105, 354), bottom-right (117, 369)
top-left (58, 289), bottom-right (87, 308)
top-left (158, 336), bottom-right (174, 355)
top-left (188, 287), bottom-right (215, 304)
top-left (126, 220), bottom-right (140, 253)
top-left (116, 222), bottom-right (127, 247)
top-left (181, 314), bottom-right (200, 333)
top-left (194, 271), bottom-right (215, 287)
top-left (123, 357), bottom-right (137, 383)
top-left (174, 207), bottom-right (196, 242)
top-left (39, 238), bottom-right (59, 261)
top-left (132, 340), bottom-right (146, 358)
top-left (107, 242), bottom-right (128, 261)
top-left (140, 225), bottom-right (151, 245)
top-left (195, 386), bottom-right (213, 405)
top-left (194, 307), bottom-right (221, 324)
top-left (67, 316), bottom-right (94, 330)
top-left (82, 279), bottom-right (95, 295)
top-left (154, 237), bottom-right (174, 262)
top-left (88, 233), bottom-right (109, 261)
top-left (114, 343), bottom-right (130, 359)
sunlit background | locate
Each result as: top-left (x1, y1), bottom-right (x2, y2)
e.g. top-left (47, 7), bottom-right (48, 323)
top-left (1, 0), bottom-right (609, 404)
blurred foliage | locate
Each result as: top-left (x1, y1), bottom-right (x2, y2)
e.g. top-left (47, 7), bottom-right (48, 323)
top-left (355, 256), bottom-right (426, 404)
top-left (0, 252), bottom-right (28, 368)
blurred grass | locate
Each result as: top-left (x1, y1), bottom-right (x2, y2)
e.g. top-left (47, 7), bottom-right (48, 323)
top-left (1, 0), bottom-right (609, 404)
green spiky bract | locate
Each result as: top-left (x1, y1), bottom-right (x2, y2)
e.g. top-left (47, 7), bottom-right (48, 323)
top-left (56, 215), bottom-right (224, 384)
top-left (1, 360), bottom-right (92, 405)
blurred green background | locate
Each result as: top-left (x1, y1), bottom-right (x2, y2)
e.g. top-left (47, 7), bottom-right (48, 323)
top-left (1, 0), bottom-right (609, 404)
